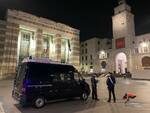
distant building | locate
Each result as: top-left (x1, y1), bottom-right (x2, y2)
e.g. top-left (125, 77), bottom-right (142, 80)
top-left (81, 0), bottom-right (150, 79)
top-left (80, 38), bottom-right (112, 73)
top-left (0, 9), bottom-right (80, 79)
top-left (99, 1), bottom-right (150, 79)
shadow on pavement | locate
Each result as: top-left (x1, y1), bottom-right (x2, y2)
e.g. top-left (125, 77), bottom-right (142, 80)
top-left (14, 98), bottom-right (107, 113)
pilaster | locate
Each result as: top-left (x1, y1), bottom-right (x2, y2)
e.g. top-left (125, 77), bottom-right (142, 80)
top-left (70, 37), bottom-right (80, 70)
top-left (35, 29), bottom-right (43, 57)
top-left (0, 22), bottom-right (19, 78)
top-left (55, 34), bottom-right (61, 62)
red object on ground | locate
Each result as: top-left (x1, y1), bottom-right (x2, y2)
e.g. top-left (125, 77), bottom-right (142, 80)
top-left (127, 92), bottom-right (136, 97)
top-left (123, 92), bottom-right (136, 99)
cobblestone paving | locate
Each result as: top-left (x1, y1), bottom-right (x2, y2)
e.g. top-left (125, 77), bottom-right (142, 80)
top-left (0, 77), bottom-right (150, 113)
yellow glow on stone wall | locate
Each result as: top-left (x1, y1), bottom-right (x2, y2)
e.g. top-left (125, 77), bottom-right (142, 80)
top-left (141, 42), bottom-right (148, 47)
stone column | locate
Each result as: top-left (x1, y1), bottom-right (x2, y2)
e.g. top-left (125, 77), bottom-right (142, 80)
top-left (54, 34), bottom-right (61, 62)
top-left (0, 22), bottom-right (19, 79)
top-left (0, 21), bottom-right (6, 78)
top-left (35, 29), bottom-right (43, 57)
top-left (127, 49), bottom-right (132, 73)
top-left (70, 37), bottom-right (80, 70)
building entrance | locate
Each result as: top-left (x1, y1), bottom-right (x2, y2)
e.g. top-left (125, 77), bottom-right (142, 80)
top-left (142, 56), bottom-right (150, 69)
top-left (115, 52), bottom-right (127, 74)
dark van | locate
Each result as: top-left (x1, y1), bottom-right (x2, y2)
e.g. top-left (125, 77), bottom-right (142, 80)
top-left (12, 58), bottom-right (90, 108)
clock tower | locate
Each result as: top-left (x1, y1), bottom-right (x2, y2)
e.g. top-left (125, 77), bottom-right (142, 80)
top-left (112, 0), bottom-right (135, 49)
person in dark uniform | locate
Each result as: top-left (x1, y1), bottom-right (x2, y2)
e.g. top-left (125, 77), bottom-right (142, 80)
top-left (91, 74), bottom-right (99, 100)
top-left (106, 72), bottom-right (116, 103)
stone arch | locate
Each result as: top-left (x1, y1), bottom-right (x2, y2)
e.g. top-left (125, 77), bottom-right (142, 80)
top-left (115, 52), bottom-right (127, 74)
top-left (101, 61), bottom-right (107, 68)
top-left (142, 56), bottom-right (150, 67)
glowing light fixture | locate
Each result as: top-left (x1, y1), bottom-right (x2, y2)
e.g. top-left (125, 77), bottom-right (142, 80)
top-left (141, 42), bottom-right (147, 48)
top-left (100, 50), bottom-right (105, 54)
top-left (99, 50), bottom-right (107, 59)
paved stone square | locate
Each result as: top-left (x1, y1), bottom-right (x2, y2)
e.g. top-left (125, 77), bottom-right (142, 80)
top-left (0, 77), bottom-right (150, 113)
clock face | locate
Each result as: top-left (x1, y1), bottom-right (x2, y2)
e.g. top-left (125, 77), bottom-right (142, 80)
top-left (120, 17), bottom-right (125, 25)
top-left (117, 16), bottom-right (125, 27)
top-left (120, 19), bottom-right (125, 25)
top-left (113, 14), bottom-right (126, 29)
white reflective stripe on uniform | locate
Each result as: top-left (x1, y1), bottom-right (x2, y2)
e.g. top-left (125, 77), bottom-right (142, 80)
top-left (0, 102), bottom-right (5, 113)
top-left (108, 77), bottom-right (114, 85)
top-left (27, 84), bottom-right (53, 88)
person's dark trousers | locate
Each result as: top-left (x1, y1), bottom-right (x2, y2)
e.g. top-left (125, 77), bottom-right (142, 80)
top-left (108, 87), bottom-right (116, 102)
top-left (92, 87), bottom-right (98, 100)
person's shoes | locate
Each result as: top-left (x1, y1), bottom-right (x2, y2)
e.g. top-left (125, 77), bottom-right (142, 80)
top-left (95, 98), bottom-right (99, 101)
top-left (107, 100), bottom-right (111, 102)
top-left (114, 101), bottom-right (116, 103)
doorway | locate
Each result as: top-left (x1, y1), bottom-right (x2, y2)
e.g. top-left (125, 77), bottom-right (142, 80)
top-left (115, 52), bottom-right (127, 74)
top-left (142, 56), bottom-right (150, 69)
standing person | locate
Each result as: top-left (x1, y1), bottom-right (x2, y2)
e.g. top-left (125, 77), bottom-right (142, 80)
top-left (106, 72), bottom-right (116, 103)
top-left (91, 74), bottom-right (99, 100)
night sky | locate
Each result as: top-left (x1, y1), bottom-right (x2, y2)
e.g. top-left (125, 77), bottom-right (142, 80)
top-left (0, 0), bottom-right (150, 41)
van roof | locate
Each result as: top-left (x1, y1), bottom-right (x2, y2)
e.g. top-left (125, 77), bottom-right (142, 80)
top-left (22, 57), bottom-right (72, 66)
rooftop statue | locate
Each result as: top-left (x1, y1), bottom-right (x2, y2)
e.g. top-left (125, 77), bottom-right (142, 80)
top-left (118, 0), bottom-right (126, 4)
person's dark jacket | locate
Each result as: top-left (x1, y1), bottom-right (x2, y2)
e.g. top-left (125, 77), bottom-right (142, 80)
top-left (91, 77), bottom-right (98, 88)
top-left (106, 75), bottom-right (116, 89)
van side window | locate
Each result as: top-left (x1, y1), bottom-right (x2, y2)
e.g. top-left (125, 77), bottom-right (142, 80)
top-left (51, 74), bottom-right (61, 82)
top-left (59, 73), bottom-right (74, 81)
top-left (47, 74), bottom-right (54, 82)
top-left (64, 73), bottom-right (72, 81)
top-left (74, 72), bottom-right (79, 81)
top-left (60, 73), bottom-right (65, 81)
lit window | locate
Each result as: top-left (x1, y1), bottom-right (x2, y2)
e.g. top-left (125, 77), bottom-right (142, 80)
top-left (42, 34), bottom-right (55, 60)
top-left (139, 42), bottom-right (149, 53)
top-left (99, 51), bottom-right (107, 59)
top-left (18, 29), bottom-right (36, 63)
top-left (61, 38), bottom-right (70, 63)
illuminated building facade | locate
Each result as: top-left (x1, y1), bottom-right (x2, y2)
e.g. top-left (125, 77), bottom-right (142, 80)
top-left (99, 0), bottom-right (150, 78)
top-left (0, 9), bottom-right (80, 79)
top-left (80, 38), bottom-right (112, 73)
top-left (81, 0), bottom-right (150, 79)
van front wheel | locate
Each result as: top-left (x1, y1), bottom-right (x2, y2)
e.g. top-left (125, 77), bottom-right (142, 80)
top-left (80, 92), bottom-right (88, 101)
top-left (33, 97), bottom-right (45, 108)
